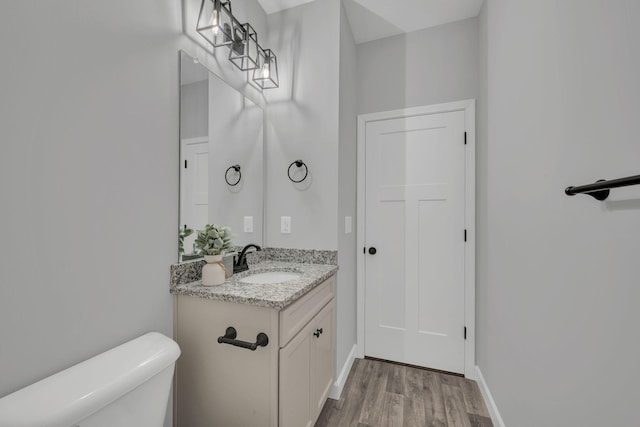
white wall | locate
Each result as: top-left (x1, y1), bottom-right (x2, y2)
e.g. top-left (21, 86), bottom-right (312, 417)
top-left (336, 1), bottom-right (358, 381)
top-left (356, 17), bottom-right (479, 115)
top-left (477, 1), bottom-right (640, 426)
top-left (0, 1), bottom-right (185, 425)
top-left (264, 0), bottom-right (341, 250)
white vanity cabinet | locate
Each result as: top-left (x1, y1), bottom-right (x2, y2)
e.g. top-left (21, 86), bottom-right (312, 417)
top-left (175, 274), bottom-right (335, 427)
top-left (279, 295), bottom-right (334, 427)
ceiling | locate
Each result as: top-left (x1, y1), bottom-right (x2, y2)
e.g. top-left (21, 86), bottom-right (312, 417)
top-left (256, 0), bottom-right (316, 15)
top-left (256, 0), bottom-right (484, 44)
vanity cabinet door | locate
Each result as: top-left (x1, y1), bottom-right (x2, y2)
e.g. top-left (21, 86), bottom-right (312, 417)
top-left (279, 320), bottom-right (314, 427)
top-left (311, 299), bottom-right (335, 421)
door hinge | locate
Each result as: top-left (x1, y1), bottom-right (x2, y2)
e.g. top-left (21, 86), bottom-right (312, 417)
top-left (464, 229), bottom-right (467, 242)
top-left (464, 131), bottom-right (467, 145)
top-left (464, 326), bottom-right (467, 340)
top-left (184, 160), bottom-right (188, 168)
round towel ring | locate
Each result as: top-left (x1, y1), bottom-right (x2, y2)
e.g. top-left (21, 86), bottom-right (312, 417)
top-left (225, 165), bottom-right (242, 186)
top-left (287, 160), bottom-right (308, 183)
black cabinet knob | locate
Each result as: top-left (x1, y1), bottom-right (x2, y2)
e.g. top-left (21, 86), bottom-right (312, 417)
top-left (368, 247), bottom-right (377, 255)
top-left (313, 328), bottom-right (323, 338)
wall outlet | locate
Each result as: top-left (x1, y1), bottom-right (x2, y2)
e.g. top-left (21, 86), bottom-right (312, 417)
top-left (281, 216), bottom-right (291, 234)
top-left (345, 216), bottom-right (352, 234)
top-left (244, 216), bottom-right (253, 233)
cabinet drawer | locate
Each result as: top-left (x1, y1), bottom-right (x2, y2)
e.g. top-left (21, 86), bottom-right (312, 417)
top-left (279, 275), bottom-right (335, 347)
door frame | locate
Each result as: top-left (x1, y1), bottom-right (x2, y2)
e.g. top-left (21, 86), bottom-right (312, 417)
top-left (356, 99), bottom-right (476, 379)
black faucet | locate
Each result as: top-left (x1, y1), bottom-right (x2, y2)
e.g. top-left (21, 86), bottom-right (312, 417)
top-left (234, 244), bottom-right (262, 274)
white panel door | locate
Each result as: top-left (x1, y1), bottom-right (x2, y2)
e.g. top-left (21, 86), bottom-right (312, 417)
top-left (180, 138), bottom-right (209, 252)
top-left (364, 110), bottom-right (466, 374)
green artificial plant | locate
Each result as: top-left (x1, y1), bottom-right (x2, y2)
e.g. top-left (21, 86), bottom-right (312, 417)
top-left (194, 224), bottom-right (233, 256)
top-left (178, 226), bottom-right (194, 254)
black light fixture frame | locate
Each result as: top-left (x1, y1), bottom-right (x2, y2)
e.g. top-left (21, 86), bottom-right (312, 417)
top-left (196, 0), bottom-right (278, 89)
top-left (196, 0), bottom-right (235, 48)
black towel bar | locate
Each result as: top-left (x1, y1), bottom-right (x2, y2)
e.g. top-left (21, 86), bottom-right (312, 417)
top-left (217, 327), bottom-right (269, 351)
top-left (565, 174), bottom-right (640, 201)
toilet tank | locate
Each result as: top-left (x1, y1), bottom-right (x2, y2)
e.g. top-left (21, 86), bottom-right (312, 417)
top-left (0, 332), bottom-right (180, 427)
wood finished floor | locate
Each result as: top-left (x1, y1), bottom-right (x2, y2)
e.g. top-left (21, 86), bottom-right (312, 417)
top-left (315, 358), bottom-right (493, 427)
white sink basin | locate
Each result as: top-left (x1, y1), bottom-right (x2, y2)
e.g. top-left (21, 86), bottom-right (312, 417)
top-left (239, 271), bottom-right (301, 284)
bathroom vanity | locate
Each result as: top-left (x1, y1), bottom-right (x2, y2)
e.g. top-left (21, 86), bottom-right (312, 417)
top-left (171, 261), bottom-right (337, 427)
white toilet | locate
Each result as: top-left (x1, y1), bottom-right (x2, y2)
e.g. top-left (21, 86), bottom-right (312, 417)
top-left (0, 332), bottom-right (180, 427)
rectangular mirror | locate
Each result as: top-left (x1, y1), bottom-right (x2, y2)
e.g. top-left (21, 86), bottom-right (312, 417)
top-left (179, 51), bottom-right (264, 261)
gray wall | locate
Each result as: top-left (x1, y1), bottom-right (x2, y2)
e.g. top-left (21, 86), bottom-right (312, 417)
top-left (0, 1), bottom-right (186, 425)
top-left (208, 75), bottom-right (264, 247)
top-left (337, 1), bottom-right (358, 382)
top-left (264, 0), bottom-right (341, 250)
top-left (477, 1), bottom-right (640, 426)
top-left (356, 17), bottom-right (479, 115)
top-left (180, 80), bottom-right (208, 139)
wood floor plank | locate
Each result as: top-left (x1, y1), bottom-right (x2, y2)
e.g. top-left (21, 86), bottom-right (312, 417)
top-left (468, 414), bottom-right (494, 427)
top-left (442, 384), bottom-right (472, 427)
top-left (403, 368), bottom-right (426, 427)
top-left (460, 379), bottom-right (491, 418)
top-left (316, 358), bottom-right (493, 427)
top-left (386, 363), bottom-right (407, 395)
top-left (403, 396), bottom-right (426, 427)
top-left (404, 365), bottom-right (424, 399)
top-left (423, 371), bottom-right (448, 427)
top-left (358, 360), bottom-right (390, 426)
top-left (315, 398), bottom-right (338, 426)
top-left (438, 372), bottom-right (463, 387)
top-left (381, 392), bottom-right (405, 427)
top-left (326, 358), bottom-right (372, 427)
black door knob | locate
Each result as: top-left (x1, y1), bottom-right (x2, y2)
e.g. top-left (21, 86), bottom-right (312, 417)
top-left (368, 247), bottom-right (377, 255)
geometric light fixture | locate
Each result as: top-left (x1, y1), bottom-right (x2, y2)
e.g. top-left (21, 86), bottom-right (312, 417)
top-left (229, 23), bottom-right (259, 71)
top-left (196, 0), bottom-right (234, 48)
top-left (197, 0), bottom-right (279, 89)
top-left (253, 47), bottom-right (279, 89)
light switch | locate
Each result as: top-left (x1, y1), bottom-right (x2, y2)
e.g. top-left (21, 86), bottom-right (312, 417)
top-left (345, 216), bottom-right (352, 234)
top-left (244, 216), bottom-right (253, 233)
top-left (281, 216), bottom-right (291, 234)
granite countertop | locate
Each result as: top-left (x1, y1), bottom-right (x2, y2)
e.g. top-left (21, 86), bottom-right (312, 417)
top-left (170, 261), bottom-right (338, 310)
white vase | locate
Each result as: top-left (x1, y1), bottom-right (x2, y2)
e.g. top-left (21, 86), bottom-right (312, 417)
top-left (202, 255), bottom-right (225, 286)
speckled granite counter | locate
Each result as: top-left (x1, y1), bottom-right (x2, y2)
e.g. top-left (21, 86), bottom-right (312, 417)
top-left (170, 261), bottom-right (338, 310)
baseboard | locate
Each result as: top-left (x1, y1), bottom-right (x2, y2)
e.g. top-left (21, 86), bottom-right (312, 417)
top-left (475, 366), bottom-right (506, 427)
top-left (328, 344), bottom-right (357, 400)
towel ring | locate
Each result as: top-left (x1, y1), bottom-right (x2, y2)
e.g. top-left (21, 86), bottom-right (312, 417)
top-left (287, 160), bottom-right (308, 183)
top-left (225, 165), bottom-right (242, 186)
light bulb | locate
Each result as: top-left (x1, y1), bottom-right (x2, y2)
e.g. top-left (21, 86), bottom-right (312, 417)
top-left (211, 9), bottom-right (220, 36)
top-left (261, 62), bottom-right (270, 79)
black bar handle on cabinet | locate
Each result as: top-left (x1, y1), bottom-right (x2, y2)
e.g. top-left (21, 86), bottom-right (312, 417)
top-left (217, 327), bottom-right (269, 351)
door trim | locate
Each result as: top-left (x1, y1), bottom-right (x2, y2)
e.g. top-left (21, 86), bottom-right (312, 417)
top-left (356, 100), bottom-right (476, 379)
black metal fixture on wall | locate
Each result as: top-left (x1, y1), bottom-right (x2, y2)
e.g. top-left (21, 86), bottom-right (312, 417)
top-left (287, 160), bottom-right (309, 183)
top-left (196, 0), bottom-right (279, 89)
top-left (224, 164), bottom-right (241, 186)
top-left (565, 174), bottom-right (640, 201)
